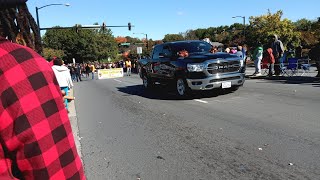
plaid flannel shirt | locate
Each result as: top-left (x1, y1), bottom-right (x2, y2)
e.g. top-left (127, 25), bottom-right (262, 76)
top-left (0, 37), bottom-right (85, 179)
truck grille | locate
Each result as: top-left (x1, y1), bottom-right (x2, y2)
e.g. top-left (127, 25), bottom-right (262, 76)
top-left (187, 72), bottom-right (206, 79)
top-left (206, 61), bottom-right (240, 74)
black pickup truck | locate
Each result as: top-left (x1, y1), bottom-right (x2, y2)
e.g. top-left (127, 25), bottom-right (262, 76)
top-left (138, 40), bottom-right (245, 97)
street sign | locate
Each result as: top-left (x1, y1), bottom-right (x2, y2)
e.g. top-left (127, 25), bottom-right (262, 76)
top-left (137, 47), bottom-right (142, 54)
top-left (120, 43), bottom-right (130, 46)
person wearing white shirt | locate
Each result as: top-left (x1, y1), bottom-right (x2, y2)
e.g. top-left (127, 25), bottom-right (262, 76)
top-left (52, 58), bottom-right (73, 110)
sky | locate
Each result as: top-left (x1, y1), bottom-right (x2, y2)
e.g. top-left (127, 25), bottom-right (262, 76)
top-left (26, 0), bottom-right (320, 40)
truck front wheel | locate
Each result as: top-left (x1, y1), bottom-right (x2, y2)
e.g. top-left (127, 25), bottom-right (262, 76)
top-left (142, 75), bottom-right (154, 89)
top-left (176, 78), bottom-right (191, 97)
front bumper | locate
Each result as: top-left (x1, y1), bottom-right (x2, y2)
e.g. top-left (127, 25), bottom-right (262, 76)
top-left (186, 73), bottom-right (245, 90)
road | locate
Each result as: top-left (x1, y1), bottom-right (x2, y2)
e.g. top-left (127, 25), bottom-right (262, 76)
top-left (73, 72), bottom-right (320, 180)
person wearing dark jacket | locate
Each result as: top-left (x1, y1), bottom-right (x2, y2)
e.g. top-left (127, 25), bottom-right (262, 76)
top-left (270, 34), bottom-right (284, 75)
top-left (75, 63), bottom-right (82, 82)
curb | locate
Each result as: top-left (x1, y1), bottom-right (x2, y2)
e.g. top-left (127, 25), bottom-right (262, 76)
top-left (68, 88), bottom-right (83, 159)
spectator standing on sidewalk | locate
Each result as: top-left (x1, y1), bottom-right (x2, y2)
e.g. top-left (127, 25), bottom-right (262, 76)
top-left (52, 58), bottom-right (73, 110)
top-left (125, 59), bottom-right (132, 76)
top-left (308, 44), bottom-right (320, 77)
top-left (0, 0), bottom-right (85, 179)
top-left (270, 34), bottom-right (284, 76)
top-left (75, 63), bottom-right (82, 81)
top-left (295, 45), bottom-right (302, 59)
top-left (252, 43), bottom-right (263, 76)
top-left (262, 48), bottom-right (275, 77)
top-left (70, 64), bottom-right (76, 81)
top-left (85, 63), bottom-right (90, 78)
top-left (90, 63), bottom-right (96, 79)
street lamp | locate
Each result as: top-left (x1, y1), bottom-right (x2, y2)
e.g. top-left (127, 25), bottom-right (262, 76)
top-left (133, 33), bottom-right (148, 50)
top-left (36, 3), bottom-right (70, 36)
top-left (232, 16), bottom-right (245, 41)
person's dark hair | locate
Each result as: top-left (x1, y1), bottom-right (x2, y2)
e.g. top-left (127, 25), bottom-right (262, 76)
top-left (53, 58), bottom-right (63, 66)
top-left (0, 0), bottom-right (42, 53)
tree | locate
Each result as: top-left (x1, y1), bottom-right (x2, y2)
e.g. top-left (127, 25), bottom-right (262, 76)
top-left (311, 17), bottom-right (320, 41)
top-left (115, 36), bottom-right (127, 43)
top-left (247, 10), bottom-right (300, 49)
top-left (193, 28), bottom-right (207, 40)
top-left (43, 26), bottom-right (95, 62)
top-left (293, 18), bottom-right (318, 48)
top-left (43, 48), bottom-right (65, 60)
top-left (294, 18), bottom-right (312, 31)
top-left (43, 24), bottom-right (118, 63)
top-left (184, 30), bottom-right (198, 40)
top-left (162, 34), bottom-right (184, 42)
top-left (93, 28), bottom-right (118, 62)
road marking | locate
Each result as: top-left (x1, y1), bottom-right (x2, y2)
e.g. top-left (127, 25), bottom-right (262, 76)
top-left (194, 99), bottom-right (208, 104)
top-left (113, 79), bottom-right (122, 83)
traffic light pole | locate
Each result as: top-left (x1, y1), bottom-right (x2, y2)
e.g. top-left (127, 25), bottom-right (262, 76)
top-left (145, 34), bottom-right (148, 51)
top-left (39, 23), bottom-right (133, 31)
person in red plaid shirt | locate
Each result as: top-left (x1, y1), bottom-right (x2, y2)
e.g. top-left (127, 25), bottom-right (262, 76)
top-left (0, 0), bottom-right (85, 179)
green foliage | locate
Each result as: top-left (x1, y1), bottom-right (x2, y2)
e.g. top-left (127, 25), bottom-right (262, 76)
top-left (93, 29), bottom-right (118, 62)
top-left (125, 36), bottom-right (143, 44)
top-left (163, 34), bottom-right (184, 42)
top-left (43, 25), bottom-right (118, 63)
top-left (310, 17), bottom-right (320, 43)
top-left (42, 48), bottom-right (65, 60)
top-left (180, 11), bottom-right (320, 51)
top-left (184, 30), bottom-right (198, 40)
top-left (247, 10), bottom-right (300, 49)
top-left (294, 18), bottom-right (312, 31)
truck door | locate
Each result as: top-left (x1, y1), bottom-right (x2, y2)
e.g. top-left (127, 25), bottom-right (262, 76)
top-left (158, 45), bottom-right (175, 79)
top-left (148, 44), bottom-right (163, 79)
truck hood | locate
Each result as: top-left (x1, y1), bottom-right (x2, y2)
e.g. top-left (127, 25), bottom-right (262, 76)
top-left (181, 52), bottom-right (240, 63)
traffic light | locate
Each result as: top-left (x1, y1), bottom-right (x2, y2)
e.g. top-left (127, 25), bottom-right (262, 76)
top-left (102, 22), bottom-right (106, 32)
top-left (128, 22), bottom-right (131, 31)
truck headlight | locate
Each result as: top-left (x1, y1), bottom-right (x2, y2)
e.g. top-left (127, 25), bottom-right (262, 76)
top-left (187, 63), bottom-right (204, 72)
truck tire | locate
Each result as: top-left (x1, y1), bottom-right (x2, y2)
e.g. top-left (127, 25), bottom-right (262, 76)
top-left (142, 75), bottom-right (154, 89)
top-left (176, 78), bottom-right (191, 97)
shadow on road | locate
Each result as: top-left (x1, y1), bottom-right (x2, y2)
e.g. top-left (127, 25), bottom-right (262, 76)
top-left (117, 84), bottom-right (238, 100)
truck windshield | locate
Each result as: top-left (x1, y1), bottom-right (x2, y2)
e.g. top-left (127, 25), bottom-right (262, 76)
top-left (170, 42), bottom-right (212, 54)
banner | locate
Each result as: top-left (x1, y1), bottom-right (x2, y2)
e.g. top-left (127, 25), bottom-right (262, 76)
top-left (97, 68), bottom-right (124, 79)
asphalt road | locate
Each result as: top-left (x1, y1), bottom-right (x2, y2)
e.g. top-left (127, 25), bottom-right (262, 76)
top-left (74, 73), bottom-right (320, 180)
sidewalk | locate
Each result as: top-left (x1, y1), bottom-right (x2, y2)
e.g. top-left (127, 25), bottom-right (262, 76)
top-left (68, 88), bottom-right (82, 158)
top-left (245, 66), bottom-right (319, 81)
